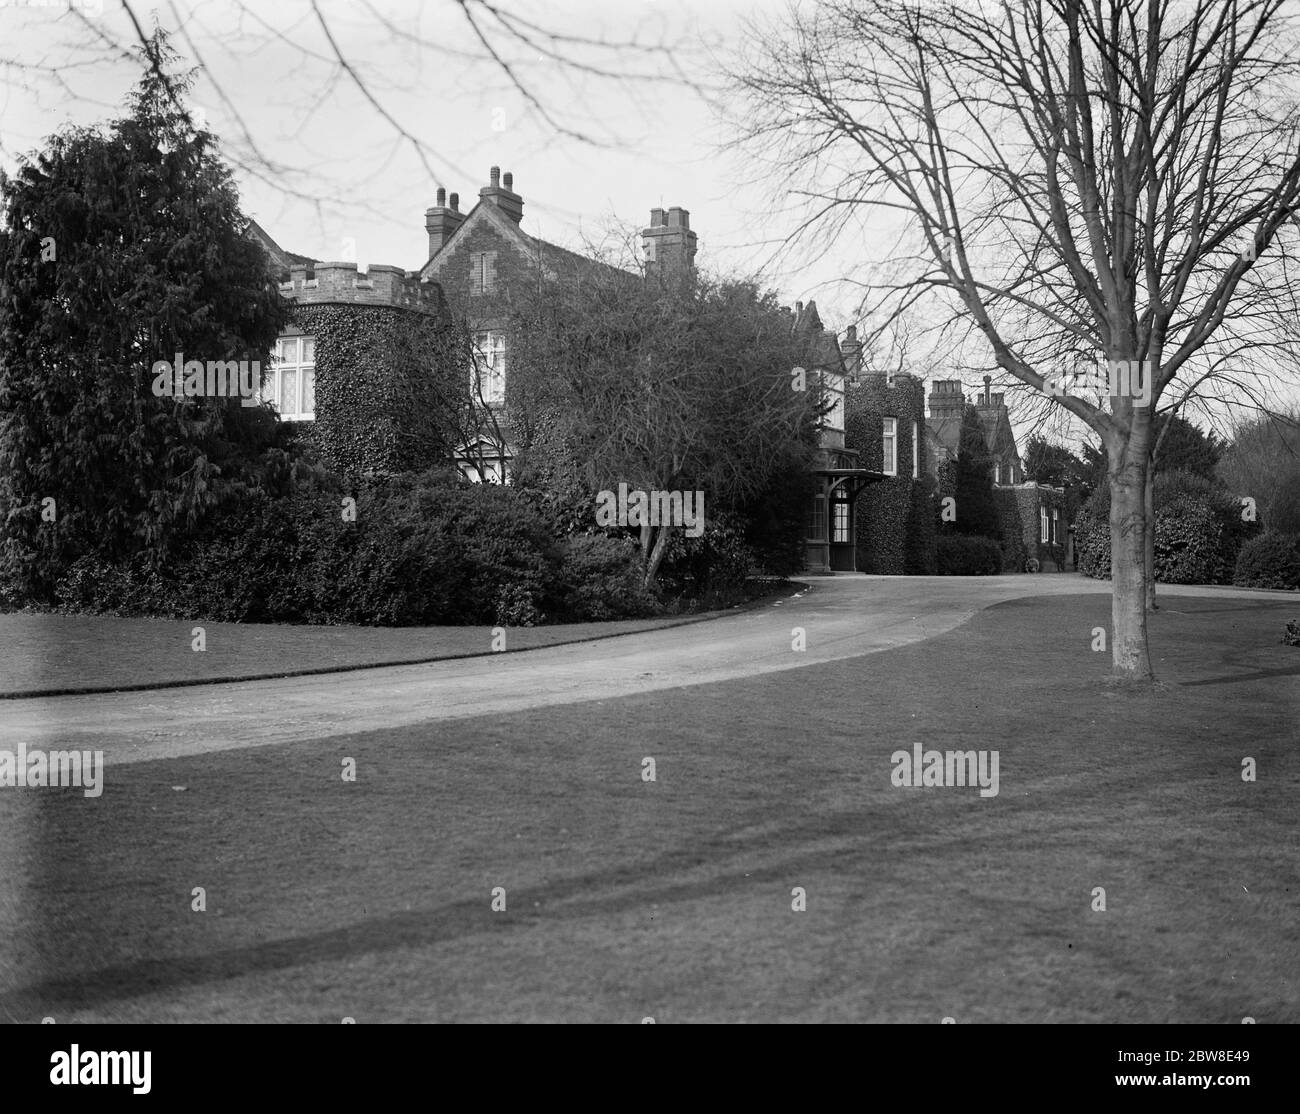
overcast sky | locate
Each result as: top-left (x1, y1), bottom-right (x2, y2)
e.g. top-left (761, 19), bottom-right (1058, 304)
top-left (5, 0), bottom-right (1284, 451)
top-left (0, 0), bottom-right (865, 315)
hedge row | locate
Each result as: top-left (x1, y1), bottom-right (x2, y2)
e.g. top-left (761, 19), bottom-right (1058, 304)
top-left (1074, 471), bottom-right (1260, 584)
top-left (935, 534), bottom-right (1003, 575)
top-left (53, 473), bottom-right (661, 626)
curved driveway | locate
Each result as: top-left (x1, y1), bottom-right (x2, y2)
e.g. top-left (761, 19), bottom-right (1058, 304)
top-left (0, 576), bottom-right (1280, 768)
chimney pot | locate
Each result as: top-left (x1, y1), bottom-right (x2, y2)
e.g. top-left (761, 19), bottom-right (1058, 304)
top-left (503, 172), bottom-right (513, 190)
top-left (796, 301), bottom-right (804, 314)
top-left (450, 193), bottom-right (459, 211)
top-left (436, 187), bottom-right (446, 206)
top-left (845, 324), bottom-right (857, 341)
top-left (490, 166), bottom-right (500, 188)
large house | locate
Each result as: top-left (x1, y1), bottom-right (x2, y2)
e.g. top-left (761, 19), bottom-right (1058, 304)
top-left (416, 167), bottom-right (656, 482)
top-left (252, 165), bottom-right (1036, 575)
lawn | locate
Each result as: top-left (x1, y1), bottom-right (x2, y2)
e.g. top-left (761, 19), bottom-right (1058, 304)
top-left (1, 591), bottom-right (1295, 1022)
top-left (0, 605), bottom-right (749, 698)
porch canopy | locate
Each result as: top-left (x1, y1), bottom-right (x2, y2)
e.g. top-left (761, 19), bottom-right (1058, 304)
top-left (818, 465), bottom-right (885, 499)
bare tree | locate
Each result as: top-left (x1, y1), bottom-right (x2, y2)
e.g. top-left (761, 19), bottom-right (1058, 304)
top-left (730, 0), bottom-right (1300, 681)
top-left (1219, 408), bottom-right (1300, 534)
top-left (0, 0), bottom-right (712, 215)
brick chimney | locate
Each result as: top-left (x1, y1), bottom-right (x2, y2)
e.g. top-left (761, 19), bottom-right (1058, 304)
top-left (425, 187), bottom-right (466, 258)
top-left (928, 379), bottom-right (965, 421)
top-left (841, 325), bottom-right (863, 380)
top-left (479, 165), bottom-right (524, 224)
top-left (642, 205), bottom-right (697, 279)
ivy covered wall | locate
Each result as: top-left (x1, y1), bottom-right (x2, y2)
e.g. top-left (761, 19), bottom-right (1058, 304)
top-left (844, 373), bottom-right (934, 574)
top-left (290, 300), bottom-right (471, 483)
top-left (994, 484), bottom-right (1067, 572)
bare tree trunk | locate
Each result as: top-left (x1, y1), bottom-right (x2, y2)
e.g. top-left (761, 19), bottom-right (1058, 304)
top-left (1144, 466), bottom-right (1157, 610)
top-left (1109, 442), bottom-right (1154, 681)
top-left (643, 524), bottom-right (672, 590)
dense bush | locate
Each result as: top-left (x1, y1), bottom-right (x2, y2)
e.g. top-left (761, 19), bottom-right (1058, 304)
top-left (1073, 513), bottom-right (1112, 579)
top-left (657, 512), bottom-right (756, 609)
top-left (1074, 469), bottom-right (1260, 583)
top-left (736, 451), bottom-right (817, 578)
top-left (49, 470), bottom-right (684, 625)
top-left (556, 534), bottom-right (660, 621)
top-left (935, 534), bottom-right (1003, 575)
top-left (1233, 532), bottom-right (1300, 589)
top-left (1153, 494), bottom-right (1222, 584)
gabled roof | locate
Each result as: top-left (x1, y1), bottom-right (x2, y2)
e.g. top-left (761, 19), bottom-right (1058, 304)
top-left (789, 300), bottom-right (845, 373)
top-left (928, 416), bottom-right (963, 460)
top-left (244, 218), bottom-right (316, 277)
top-left (419, 198), bottom-right (633, 286)
top-left (926, 397), bottom-right (1021, 464)
top-left (973, 401), bottom-right (1020, 460)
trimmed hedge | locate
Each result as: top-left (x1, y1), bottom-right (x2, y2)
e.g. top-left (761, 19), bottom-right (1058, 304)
top-left (935, 534), bottom-right (1003, 575)
top-left (1233, 532), bottom-right (1300, 589)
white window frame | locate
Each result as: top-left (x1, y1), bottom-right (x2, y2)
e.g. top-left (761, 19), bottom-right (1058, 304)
top-left (457, 438), bottom-right (511, 485)
top-left (1041, 506), bottom-right (1050, 543)
top-left (472, 331), bottom-right (506, 404)
top-left (882, 417), bottom-right (897, 476)
top-left (1052, 507), bottom-right (1059, 544)
top-left (265, 334), bottom-right (316, 421)
top-left (912, 420), bottom-right (919, 478)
